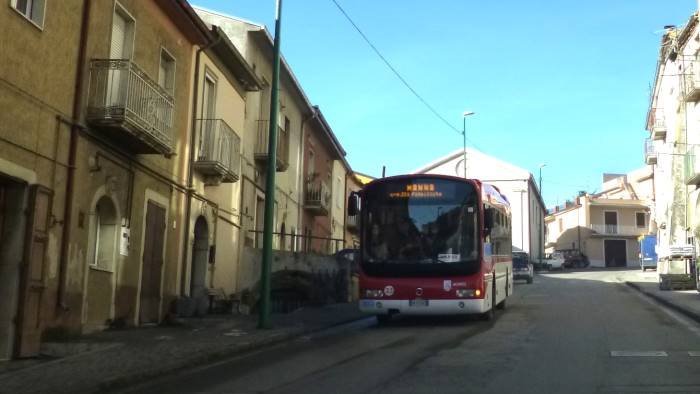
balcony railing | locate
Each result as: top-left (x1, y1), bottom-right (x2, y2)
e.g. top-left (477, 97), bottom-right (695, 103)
top-left (650, 109), bottom-right (666, 141)
top-left (254, 120), bottom-right (289, 171)
top-left (87, 59), bottom-right (174, 155)
top-left (194, 119), bottom-right (240, 185)
top-left (685, 70), bottom-right (700, 102)
top-left (347, 214), bottom-right (359, 233)
top-left (686, 145), bottom-right (700, 185)
top-left (305, 180), bottom-right (331, 216)
top-left (589, 224), bottom-right (645, 236)
top-left (644, 138), bottom-right (657, 165)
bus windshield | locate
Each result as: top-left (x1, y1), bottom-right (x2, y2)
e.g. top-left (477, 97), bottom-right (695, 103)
top-left (361, 178), bottom-right (480, 277)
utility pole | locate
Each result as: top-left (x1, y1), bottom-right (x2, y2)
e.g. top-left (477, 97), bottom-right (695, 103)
top-left (462, 111), bottom-right (475, 178)
top-left (539, 164), bottom-right (546, 265)
top-left (259, 0), bottom-right (283, 329)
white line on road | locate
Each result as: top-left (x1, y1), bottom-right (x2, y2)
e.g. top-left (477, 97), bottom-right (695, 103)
top-left (688, 351), bottom-right (700, 357)
top-left (610, 351), bottom-right (668, 357)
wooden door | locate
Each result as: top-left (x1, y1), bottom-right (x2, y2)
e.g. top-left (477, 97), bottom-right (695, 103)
top-left (15, 185), bottom-right (52, 358)
top-left (139, 201), bottom-right (165, 324)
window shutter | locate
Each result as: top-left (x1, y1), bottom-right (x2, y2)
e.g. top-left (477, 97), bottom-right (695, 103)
top-left (110, 12), bottom-right (127, 59)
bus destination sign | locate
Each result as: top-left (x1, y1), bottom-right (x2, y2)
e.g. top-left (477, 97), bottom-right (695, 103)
top-left (389, 183), bottom-right (443, 199)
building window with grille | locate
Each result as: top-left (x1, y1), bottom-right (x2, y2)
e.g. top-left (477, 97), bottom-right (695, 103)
top-left (636, 212), bottom-right (646, 228)
top-left (11, 0), bottom-right (45, 28)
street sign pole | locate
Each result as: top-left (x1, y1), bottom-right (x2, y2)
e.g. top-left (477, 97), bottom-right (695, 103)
top-left (259, 0), bottom-right (283, 329)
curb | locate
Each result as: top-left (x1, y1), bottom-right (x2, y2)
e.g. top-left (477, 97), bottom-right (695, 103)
top-left (624, 281), bottom-right (700, 325)
top-left (99, 313), bottom-right (371, 393)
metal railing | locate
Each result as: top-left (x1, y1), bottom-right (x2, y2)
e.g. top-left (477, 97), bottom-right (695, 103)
top-left (254, 120), bottom-right (289, 171)
top-left (305, 180), bottom-right (331, 211)
top-left (347, 215), bottom-right (359, 230)
top-left (644, 138), bottom-right (657, 164)
top-left (589, 224), bottom-right (645, 236)
top-left (87, 59), bottom-right (174, 151)
top-left (195, 119), bottom-right (240, 181)
top-left (248, 230), bottom-right (347, 255)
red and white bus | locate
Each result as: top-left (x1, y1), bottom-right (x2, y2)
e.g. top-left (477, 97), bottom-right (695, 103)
top-left (349, 174), bottom-right (513, 322)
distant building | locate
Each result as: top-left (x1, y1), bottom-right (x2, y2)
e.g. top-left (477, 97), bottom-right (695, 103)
top-left (414, 148), bottom-right (546, 262)
top-left (545, 168), bottom-right (654, 267)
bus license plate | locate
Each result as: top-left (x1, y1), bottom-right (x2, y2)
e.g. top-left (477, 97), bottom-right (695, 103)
top-left (409, 299), bottom-right (429, 307)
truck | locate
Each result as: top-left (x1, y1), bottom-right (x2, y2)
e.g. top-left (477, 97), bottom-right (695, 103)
top-left (657, 245), bottom-right (695, 291)
top-left (638, 235), bottom-right (657, 272)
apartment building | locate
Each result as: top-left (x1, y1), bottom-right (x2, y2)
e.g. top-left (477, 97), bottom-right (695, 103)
top-left (646, 14), bottom-right (700, 258)
top-left (183, 25), bottom-right (262, 314)
top-left (0, 0), bottom-right (215, 358)
top-left (545, 168), bottom-right (653, 267)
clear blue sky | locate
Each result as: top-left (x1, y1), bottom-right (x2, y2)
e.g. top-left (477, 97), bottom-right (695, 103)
top-left (194, 0), bottom-right (696, 208)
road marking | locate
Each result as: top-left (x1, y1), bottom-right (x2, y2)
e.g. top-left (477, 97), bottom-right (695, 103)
top-left (610, 351), bottom-right (668, 357)
top-left (688, 351), bottom-right (700, 357)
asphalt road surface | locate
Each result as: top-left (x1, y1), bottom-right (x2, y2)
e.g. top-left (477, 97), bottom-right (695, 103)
top-left (124, 269), bottom-right (700, 394)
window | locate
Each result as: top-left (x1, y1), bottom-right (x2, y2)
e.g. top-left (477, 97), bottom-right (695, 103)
top-left (636, 212), bottom-right (646, 228)
top-left (11, 0), bottom-right (45, 28)
top-left (159, 49), bottom-right (176, 95)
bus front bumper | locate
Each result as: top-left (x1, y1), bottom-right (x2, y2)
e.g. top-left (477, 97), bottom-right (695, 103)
top-left (359, 298), bottom-right (487, 315)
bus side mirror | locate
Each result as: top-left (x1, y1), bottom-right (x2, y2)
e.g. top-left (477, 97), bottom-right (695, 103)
top-left (484, 207), bottom-right (494, 236)
top-left (348, 192), bottom-right (359, 216)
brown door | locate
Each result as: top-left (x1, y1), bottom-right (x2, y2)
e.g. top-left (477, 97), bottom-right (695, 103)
top-left (15, 185), bottom-right (53, 358)
top-left (139, 201), bottom-right (166, 324)
top-left (604, 240), bottom-right (627, 267)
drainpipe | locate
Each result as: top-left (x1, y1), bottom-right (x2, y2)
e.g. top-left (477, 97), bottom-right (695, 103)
top-left (180, 35), bottom-right (221, 296)
top-left (57, 0), bottom-right (91, 311)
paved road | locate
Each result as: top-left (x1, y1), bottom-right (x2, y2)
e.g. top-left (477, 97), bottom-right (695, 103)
top-left (123, 270), bottom-right (700, 394)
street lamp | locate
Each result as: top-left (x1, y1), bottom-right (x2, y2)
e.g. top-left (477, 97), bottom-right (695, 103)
top-left (538, 163), bottom-right (546, 265)
top-left (462, 111), bottom-right (475, 179)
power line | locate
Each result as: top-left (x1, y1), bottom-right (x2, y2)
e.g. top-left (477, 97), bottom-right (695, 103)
top-left (329, 0), bottom-right (480, 148)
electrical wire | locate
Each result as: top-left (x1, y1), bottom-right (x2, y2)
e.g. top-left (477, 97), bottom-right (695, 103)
top-left (329, 0), bottom-right (480, 148)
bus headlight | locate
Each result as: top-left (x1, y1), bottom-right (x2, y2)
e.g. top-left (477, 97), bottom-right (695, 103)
top-left (364, 289), bottom-right (384, 298)
top-left (456, 289), bottom-right (476, 298)
top-left (456, 289), bottom-right (482, 298)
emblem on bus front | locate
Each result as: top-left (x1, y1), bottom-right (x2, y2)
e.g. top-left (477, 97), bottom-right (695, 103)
top-left (443, 280), bottom-right (452, 292)
top-left (384, 285), bottom-right (394, 296)
top-left (416, 288), bottom-right (423, 296)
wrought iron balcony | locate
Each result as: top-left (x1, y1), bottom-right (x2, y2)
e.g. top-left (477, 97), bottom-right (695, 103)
top-left (254, 120), bottom-right (289, 171)
top-left (644, 138), bottom-right (657, 165)
top-left (685, 71), bottom-right (700, 102)
top-left (347, 214), bottom-right (359, 233)
top-left (87, 59), bottom-right (174, 155)
top-left (686, 145), bottom-right (700, 185)
top-left (650, 109), bottom-right (666, 141)
top-left (304, 180), bottom-right (331, 216)
top-left (194, 119), bottom-right (240, 185)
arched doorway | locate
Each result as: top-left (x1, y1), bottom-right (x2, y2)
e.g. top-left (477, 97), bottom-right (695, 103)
top-left (191, 217), bottom-right (209, 315)
top-left (86, 196), bottom-right (119, 329)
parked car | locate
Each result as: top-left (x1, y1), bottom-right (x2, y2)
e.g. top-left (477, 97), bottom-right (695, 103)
top-left (558, 249), bottom-right (589, 268)
top-left (512, 251), bottom-right (533, 284)
top-left (544, 252), bottom-right (566, 270)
